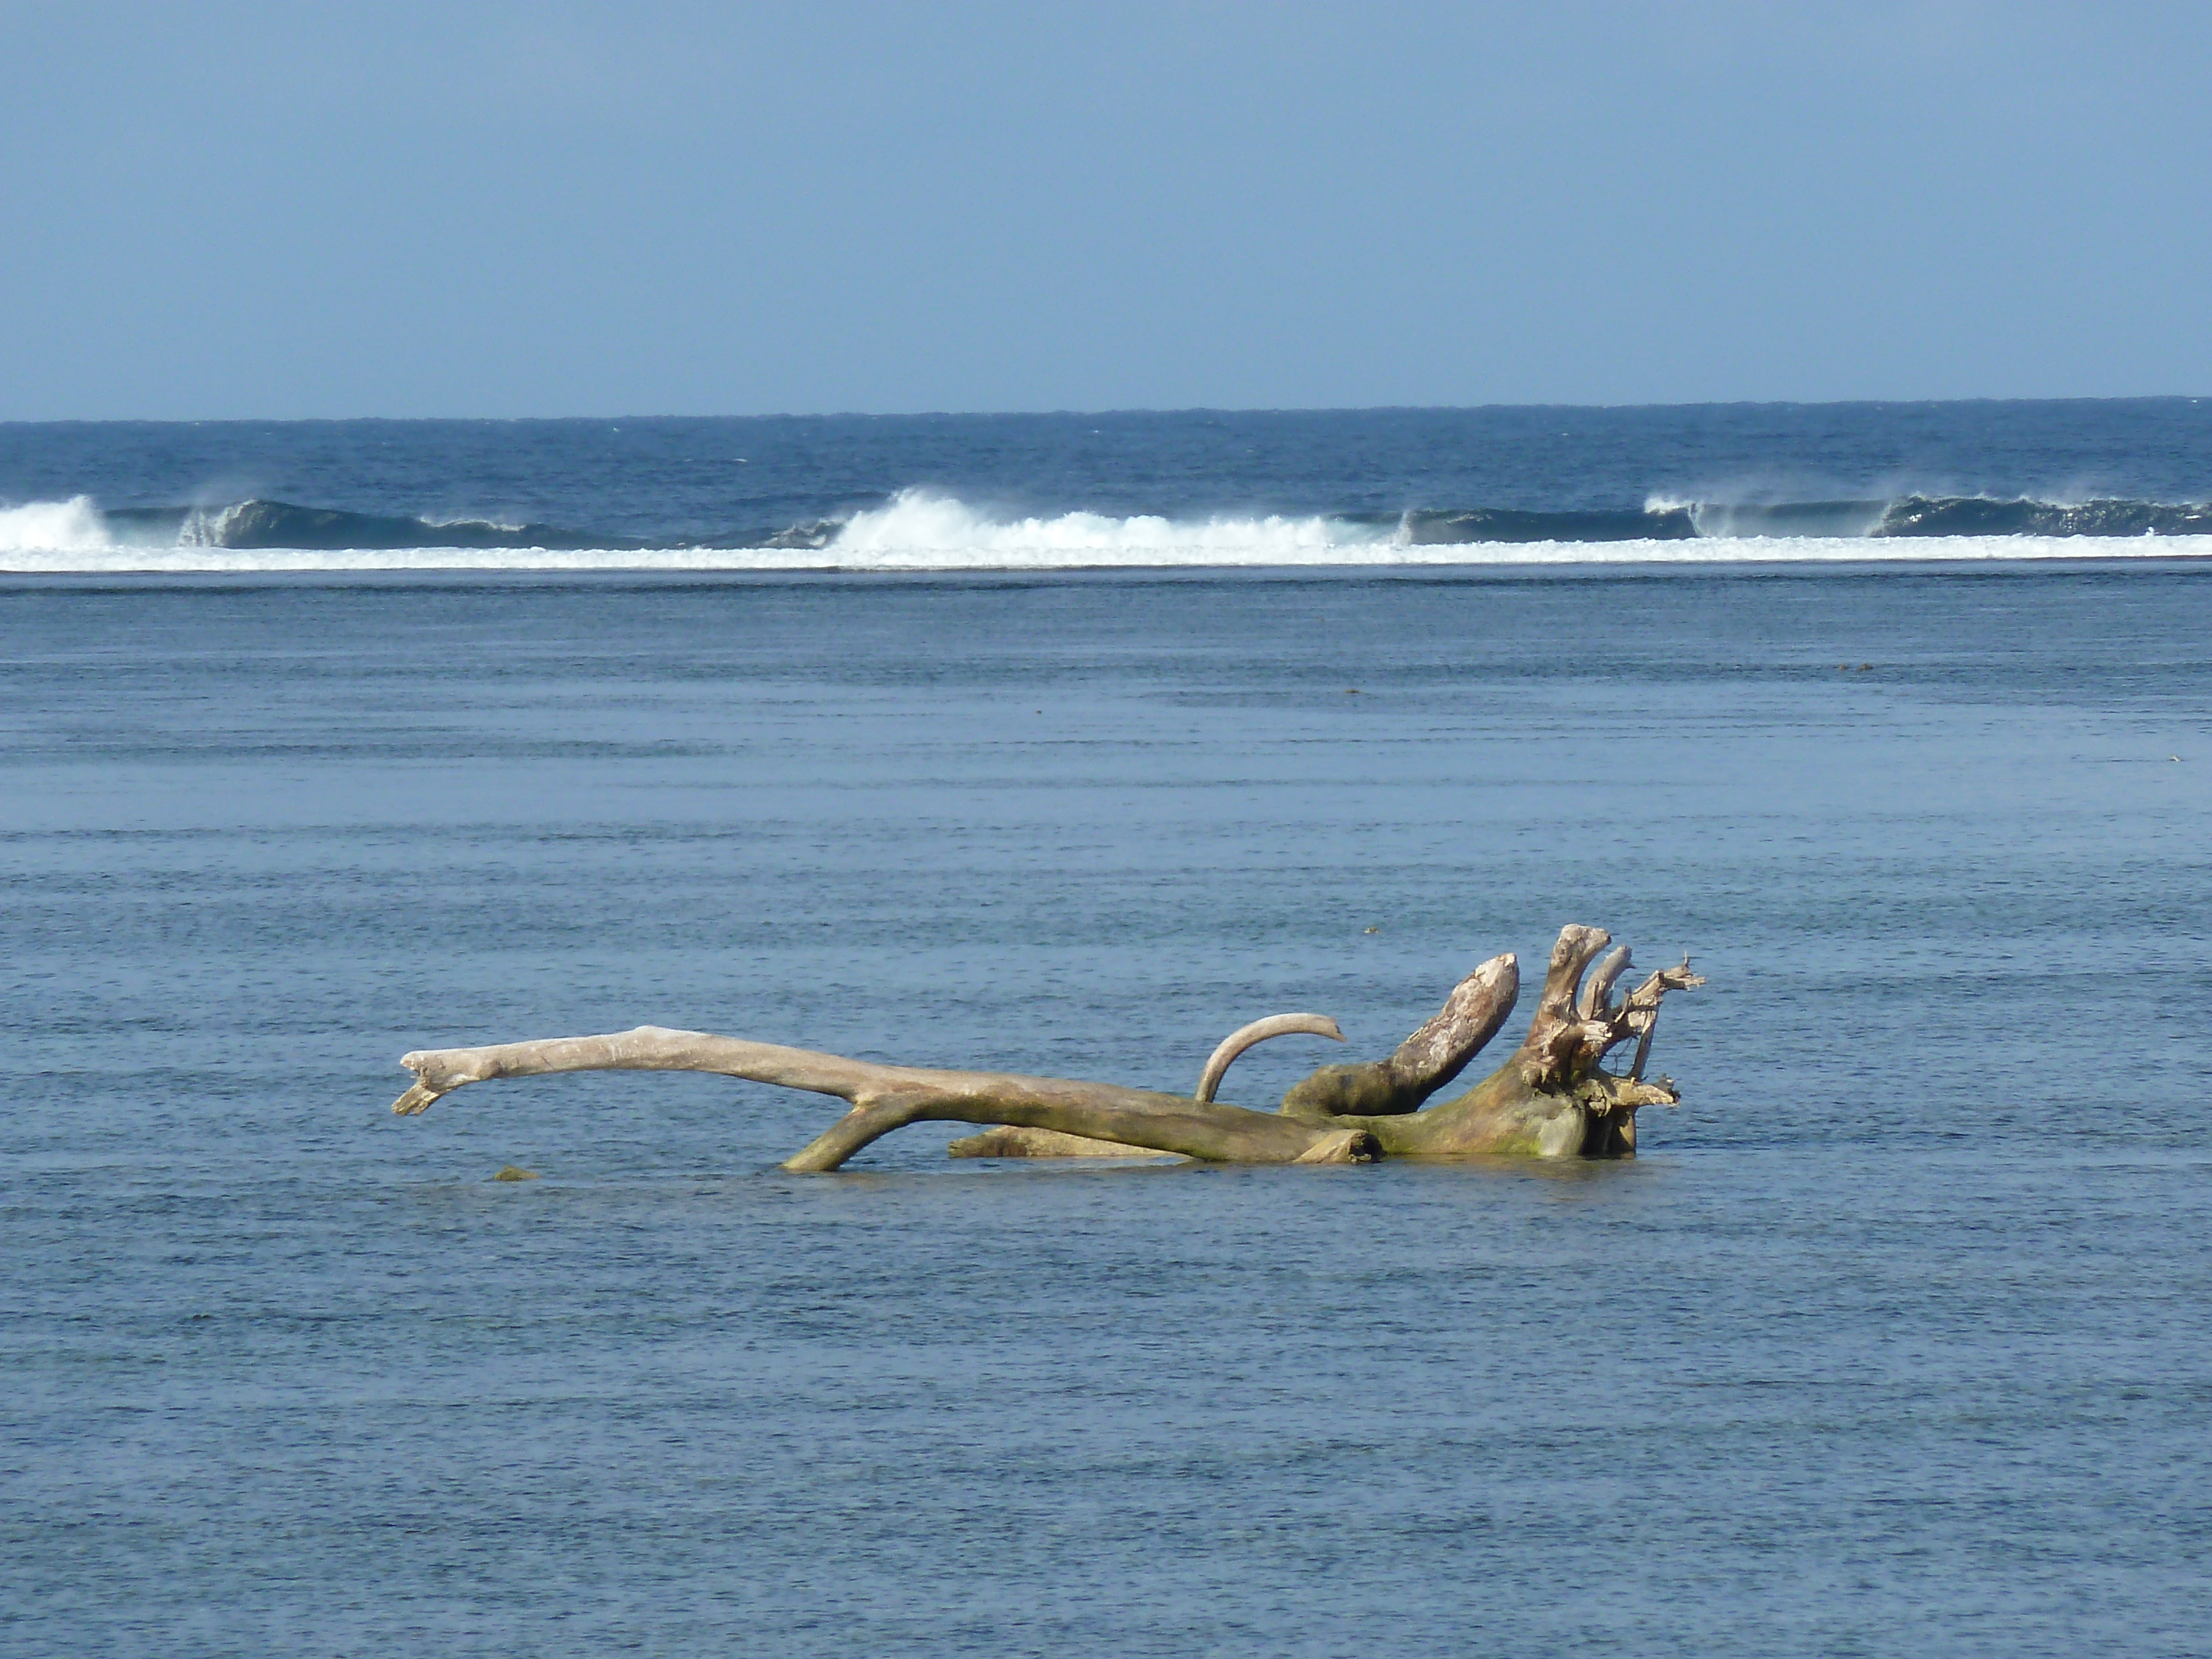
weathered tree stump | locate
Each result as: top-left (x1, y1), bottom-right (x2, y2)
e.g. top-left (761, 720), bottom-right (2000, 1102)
top-left (390, 924), bottom-right (1701, 1171)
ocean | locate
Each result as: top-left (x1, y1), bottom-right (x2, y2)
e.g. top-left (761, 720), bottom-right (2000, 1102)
top-left (5, 403), bottom-right (2211, 1655)
top-left (6, 399), bottom-right (2212, 570)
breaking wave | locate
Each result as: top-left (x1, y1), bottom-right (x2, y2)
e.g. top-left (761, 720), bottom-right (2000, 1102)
top-left (6, 487), bottom-right (2212, 572)
top-left (0, 495), bottom-right (114, 554)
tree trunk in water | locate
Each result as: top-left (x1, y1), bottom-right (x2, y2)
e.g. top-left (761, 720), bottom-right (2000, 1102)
top-left (389, 925), bottom-right (1700, 1171)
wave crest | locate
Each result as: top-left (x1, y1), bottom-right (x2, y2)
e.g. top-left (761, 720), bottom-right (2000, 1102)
top-left (0, 495), bottom-right (113, 554)
top-left (825, 489), bottom-right (1378, 564)
top-left (6, 487), bottom-right (2212, 571)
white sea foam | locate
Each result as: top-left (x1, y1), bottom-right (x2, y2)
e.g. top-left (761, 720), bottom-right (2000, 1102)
top-left (1, 488), bottom-right (2209, 572)
top-left (823, 489), bottom-right (1379, 564)
top-left (0, 495), bottom-right (114, 554)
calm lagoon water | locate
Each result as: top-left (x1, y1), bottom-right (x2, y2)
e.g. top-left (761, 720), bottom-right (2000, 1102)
top-left (5, 563), bottom-right (2211, 1655)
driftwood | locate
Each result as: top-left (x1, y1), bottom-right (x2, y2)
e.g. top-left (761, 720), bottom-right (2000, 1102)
top-left (390, 924), bottom-right (1700, 1171)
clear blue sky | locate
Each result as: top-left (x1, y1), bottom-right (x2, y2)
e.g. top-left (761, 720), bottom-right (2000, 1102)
top-left (5, 1), bottom-right (2206, 418)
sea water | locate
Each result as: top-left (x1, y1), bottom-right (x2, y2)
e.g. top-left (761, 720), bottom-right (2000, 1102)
top-left (4, 406), bottom-right (2212, 1655)
top-left (6, 400), bottom-right (2212, 567)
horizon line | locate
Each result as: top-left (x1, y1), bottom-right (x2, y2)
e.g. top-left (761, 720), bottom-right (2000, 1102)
top-left (4, 393), bottom-right (2209, 427)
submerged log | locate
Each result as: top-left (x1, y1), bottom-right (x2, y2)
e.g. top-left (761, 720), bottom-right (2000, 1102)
top-left (943, 1125), bottom-right (1181, 1159)
top-left (390, 925), bottom-right (1700, 1171)
top-left (946, 1012), bottom-right (1347, 1160)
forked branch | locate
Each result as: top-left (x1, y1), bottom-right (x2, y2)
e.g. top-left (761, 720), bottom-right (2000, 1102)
top-left (392, 1024), bottom-right (1373, 1171)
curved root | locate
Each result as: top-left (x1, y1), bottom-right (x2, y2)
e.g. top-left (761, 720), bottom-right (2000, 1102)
top-left (1194, 1013), bottom-right (1345, 1103)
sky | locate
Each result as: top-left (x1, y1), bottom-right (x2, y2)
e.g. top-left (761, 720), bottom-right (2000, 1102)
top-left (3, 1), bottom-right (2208, 418)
